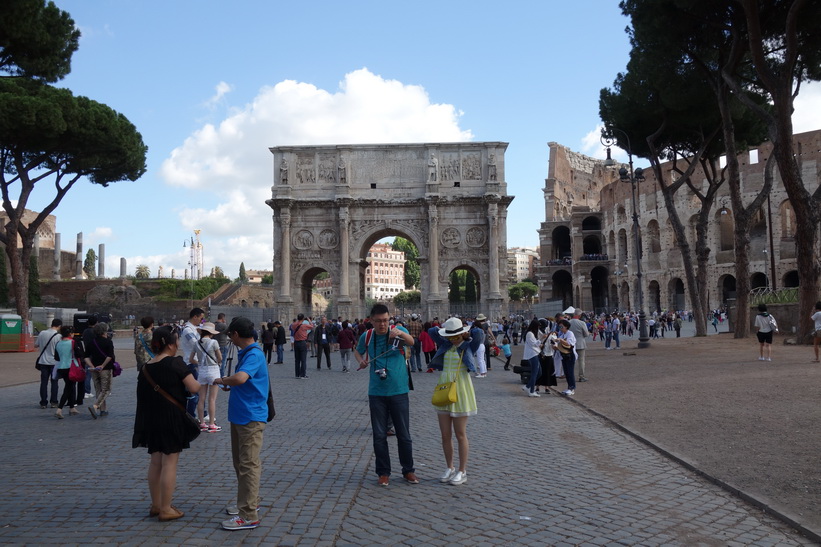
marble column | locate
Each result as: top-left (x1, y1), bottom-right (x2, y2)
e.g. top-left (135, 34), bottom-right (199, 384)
top-left (98, 244), bottom-right (105, 278)
top-left (488, 202), bottom-right (501, 298)
top-left (75, 232), bottom-right (83, 278)
top-left (120, 257), bottom-right (127, 278)
top-left (53, 233), bottom-right (61, 280)
top-left (428, 204), bottom-right (439, 298)
top-left (338, 207), bottom-right (350, 300)
top-left (280, 209), bottom-right (292, 299)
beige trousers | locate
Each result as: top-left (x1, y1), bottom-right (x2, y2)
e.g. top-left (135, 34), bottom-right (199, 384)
top-left (231, 421), bottom-right (265, 521)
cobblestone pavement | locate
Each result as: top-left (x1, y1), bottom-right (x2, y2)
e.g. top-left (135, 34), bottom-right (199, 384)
top-left (1, 333), bottom-right (814, 547)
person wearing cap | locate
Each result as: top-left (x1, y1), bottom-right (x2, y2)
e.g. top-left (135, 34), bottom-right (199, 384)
top-left (354, 303), bottom-right (417, 486)
top-left (212, 317), bottom-right (269, 530)
top-left (189, 322), bottom-right (223, 432)
top-left (568, 309), bottom-right (590, 382)
top-left (427, 317), bottom-right (484, 485)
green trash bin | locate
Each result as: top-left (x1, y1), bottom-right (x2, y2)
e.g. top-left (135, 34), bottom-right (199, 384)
top-left (0, 313), bottom-right (23, 352)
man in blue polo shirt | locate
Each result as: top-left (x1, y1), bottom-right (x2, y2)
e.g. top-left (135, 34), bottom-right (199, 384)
top-left (355, 304), bottom-right (418, 486)
top-left (213, 316), bottom-right (268, 531)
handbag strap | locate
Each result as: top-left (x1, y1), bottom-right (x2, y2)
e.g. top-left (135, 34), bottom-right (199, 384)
top-left (37, 331), bottom-right (60, 364)
top-left (138, 333), bottom-right (155, 358)
top-left (141, 360), bottom-right (188, 414)
top-left (198, 338), bottom-right (217, 365)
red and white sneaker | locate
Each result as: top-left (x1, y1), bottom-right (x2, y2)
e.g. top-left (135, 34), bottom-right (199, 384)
top-left (222, 515), bottom-right (260, 530)
top-left (208, 424), bottom-right (222, 432)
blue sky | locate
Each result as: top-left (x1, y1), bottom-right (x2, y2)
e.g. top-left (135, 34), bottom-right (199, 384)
top-left (28, 0), bottom-right (821, 279)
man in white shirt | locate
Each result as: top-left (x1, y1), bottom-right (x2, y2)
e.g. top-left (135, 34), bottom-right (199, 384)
top-left (35, 318), bottom-right (63, 408)
top-left (181, 307), bottom-right (205, 416)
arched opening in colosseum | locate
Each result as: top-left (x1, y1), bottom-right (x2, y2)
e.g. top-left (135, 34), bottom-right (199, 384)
top-left (783, 270), bottom-right (799, 287)
top-left (582, 235), bottom-right (603, 255)
top-left (619, 280), bottom-right (630, 311)
top-left (751, 272), bottom-right (768, 290)
top-left (749, 207), bottom-right (768, 254)
top-left (717, 208), bottom-right (734, 251)
top-left (618, 228), bottom-right (628, 265)
top-left (590, 265), bottom-right (609, 312)
top-left (551, 226), bottom-right (571, 260)
top-left (551, 269), bottom-right (573, 309)
top-left (582, 216), bottom-right (601, 231)
top-left (719, 274), bottom-right (737, 304)
top-left (668, 277), bottom-right (685, 311)
top-left (648, 280), bottom-right (661, 313)
top-left (647, 220), bottom-right (661, 253)
top-left (779, 200), bottom-right (795, 239)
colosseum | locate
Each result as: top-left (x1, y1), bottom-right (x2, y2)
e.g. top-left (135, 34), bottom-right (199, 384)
top-left (536, 129), bottom-right (819, 314)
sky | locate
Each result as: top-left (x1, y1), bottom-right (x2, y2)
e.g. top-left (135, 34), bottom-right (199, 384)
top-left (23, 0), bottom-right (821, 280)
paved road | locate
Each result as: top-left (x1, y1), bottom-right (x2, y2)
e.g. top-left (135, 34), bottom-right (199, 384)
top-left (0, 326), bottom-right (813, 546)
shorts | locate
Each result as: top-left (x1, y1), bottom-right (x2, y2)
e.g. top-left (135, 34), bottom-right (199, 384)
top-left (198, 365), bottom-right (221, 385)
top-left (756, 331), bottom-right (773, 344)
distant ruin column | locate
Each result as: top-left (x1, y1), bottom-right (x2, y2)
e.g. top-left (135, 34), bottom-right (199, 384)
top-left (427, 204), bottom-right (439, 297)
top-left (338, 207), bottom-right (350, 299)
top-left (98, 244), bottom-right (105, 278)
top-left (75, 232), bottom-right (83, 278)
top-left (53, 233), bottom-right (61, 280)
top-left (280, 209), bottom-right (292, 298)
top-left (120, 257), bottom-right (127, 278)
top-left (488, 202), bottom-right (501, 297)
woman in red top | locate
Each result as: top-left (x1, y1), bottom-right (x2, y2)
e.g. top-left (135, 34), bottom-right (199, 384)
top-left (420, 321), bottom-right (437, 372)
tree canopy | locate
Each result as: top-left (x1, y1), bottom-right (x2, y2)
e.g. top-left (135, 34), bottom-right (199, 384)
top-left (391, 237), bottom-right (420, 289)
top-left (0, 0), bottom-right (80, 83)
top-left (0, 0), bottom-right (147, 319)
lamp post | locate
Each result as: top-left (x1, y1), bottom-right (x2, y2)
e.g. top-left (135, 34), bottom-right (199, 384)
top-left (601, 129), bottom-right (650, 348)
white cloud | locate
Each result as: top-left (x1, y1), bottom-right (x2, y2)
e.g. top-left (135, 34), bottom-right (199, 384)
top-left (203, 81), bottom-right (233, 110)
top-left (793, 80), bottom-right (821, 134)
top-left (581, 123), bottom-right (629, 163)
top-left (158, 68), bottom-right (472, 274)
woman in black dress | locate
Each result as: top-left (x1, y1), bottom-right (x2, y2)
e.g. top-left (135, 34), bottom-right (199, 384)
top-left (133, 327), bottom-right (201, 522)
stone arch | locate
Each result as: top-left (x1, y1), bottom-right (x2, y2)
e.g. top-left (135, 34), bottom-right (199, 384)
top-left (618, 228), bottom-right (628, 265)
top-left (551, 269), bottom-right (573, 309)
top-left (268, 142), bottom-right (512, 322)
top-left (783, 270), bottom-right (799, 287)
top-left (647, 220), bottom-right (661, 253)
top-left (648, 280), bottom-right (661, 312)
top-left (581, 216), bottom-right (601, 231)
top-left (719, 274), bottom-right (736, 304)
top-left (590, 265), bottom-right (609, 312)
top-left (668, 277), bottom-right (685, 311)
top-left (551, 225), bottom-right (571, 260)
top-left (750, 272), bottom-right (768, 290)
top-left (779, 200), bottom-right (795, 239)
top-left (446, 263), bottom-right (483, 317)
top-left (582, 234), bottom-right (603, 255)
top-left (716, 208), bottom-right (733, 251)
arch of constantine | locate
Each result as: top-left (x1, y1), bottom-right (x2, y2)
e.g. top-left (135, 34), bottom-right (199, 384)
top-left (266, 142), bottom-right (513, 321)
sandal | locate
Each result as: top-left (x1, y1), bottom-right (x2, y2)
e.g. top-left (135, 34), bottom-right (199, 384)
top-left (208, 424), bottom-right (222, 432)
top-left (158, 506), bottom-right (185, 521)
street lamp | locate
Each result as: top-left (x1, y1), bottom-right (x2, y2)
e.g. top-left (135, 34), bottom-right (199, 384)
top-left (601, 129), bottom-right (650, 349)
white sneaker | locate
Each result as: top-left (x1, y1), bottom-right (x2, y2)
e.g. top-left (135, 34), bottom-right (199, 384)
top-left (766, 357), bottom-right (772, 361)
top-left (449, 471), bottom-right (467, 485)
top-left (521, 385), bottom-right (529, 392)
top-left (439, 467), bottom-right (455, 483)
top-left (758, 357), bottom-right (765, 361)
top-left (528, 391), bottom-right (541, 397)
top-left (562, 389), bottom-right (575, 396)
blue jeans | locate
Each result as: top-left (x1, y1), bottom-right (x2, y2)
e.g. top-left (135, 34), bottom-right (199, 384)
top-left (410, 339), bottom-right (422, 371)
top-left (185, 363), bottom-right (199, 417)
top-left (562, 353), bottom-right (576, 390)
top-left (294, 340), bottom-right (308, 377)
top-left (525, 355), bottom-right (540, 393)
top-left (39, 365), bottom-right (59, 406)
top-left (276, 344), bottom-right (284, 363)
top-left (612, 331), bottom-right (620, 348)
top-left (368, 393), bottom-right (414, 477)
top-left (219, 344), bottom-right (229, 375)
top-left (604, 331), bottom-right (612, 348)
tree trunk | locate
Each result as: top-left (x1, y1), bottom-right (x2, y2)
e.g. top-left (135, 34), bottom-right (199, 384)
top-left (4, 226), bottom-right (30, 322)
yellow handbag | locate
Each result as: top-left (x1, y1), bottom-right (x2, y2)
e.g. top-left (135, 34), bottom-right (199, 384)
top-left (432, 378), bottom-right (458, 406)
top-left (431, 352), bottom-right (461, 406)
